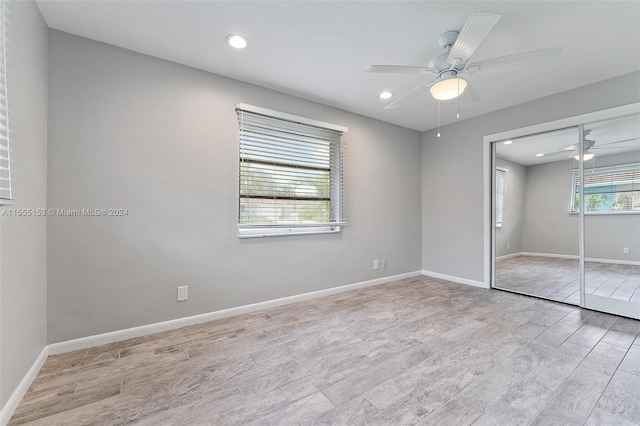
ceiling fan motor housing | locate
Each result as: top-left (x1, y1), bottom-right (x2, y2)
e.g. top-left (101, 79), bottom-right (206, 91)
top-left (437, 30), bottom-right (459, 49)
top-left (429, 31), bottom-right (462, 75)
top-left (428, 52), bottom-right (455, 74)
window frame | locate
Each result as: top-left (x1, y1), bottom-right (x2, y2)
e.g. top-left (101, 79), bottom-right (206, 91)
top-left (0, 0), bottom-right (11, 206)
top-left (236, 104), bottom-right (347, 238)
top-left (569, 162), bottom-right (640, 215)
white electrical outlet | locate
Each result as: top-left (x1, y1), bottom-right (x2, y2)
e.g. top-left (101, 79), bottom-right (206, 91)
top-left (373, 259), bottom-right (379, 270)
top-left (177, 286), bottom-right (188, 302)
top-left (507, 242), bottom-right (510, 249)
top-left (623, 247), bottom-right (630, 254)
top-left (382, 259), bottom-right (388, 268)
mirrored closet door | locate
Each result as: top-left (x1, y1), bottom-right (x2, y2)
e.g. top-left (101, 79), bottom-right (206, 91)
top-left (493, 127), bottom-right (581, 305)
top-left (491, 110), bottom-right (640, 319)
top-left (582, 114), bottom-right (640, 319)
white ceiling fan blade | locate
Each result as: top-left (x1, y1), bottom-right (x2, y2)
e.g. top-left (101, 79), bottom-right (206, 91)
top-left (458, 81), bottom-right (481, 107)
top-left (466, 48), bottom-right (560, 74)
top-left (560, 143), bottom-right (579, 152)
top-left (384, 79), bottom-right (438, 110)
top-left (542, 144), bottom-right (578, 156)
top-left (447, 13), bottom-right (501, 66)
top-left (542, 150), bottom-right (576, 157)
top-left (592, 146), bottom-right (636, 150)
top-left (367, 65), bottom-right (437, 76)
top-left (595, 137), bottom-right (639, 147)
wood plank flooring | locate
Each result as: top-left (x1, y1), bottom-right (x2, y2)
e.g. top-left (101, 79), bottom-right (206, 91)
top-left (9, 276), bottom-right (640, 425)
top-left (496, 255), bottom-right (640, 305)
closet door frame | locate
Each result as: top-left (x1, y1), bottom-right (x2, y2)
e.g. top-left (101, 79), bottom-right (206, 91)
top-left (484, 103), bottom-right (640, 303)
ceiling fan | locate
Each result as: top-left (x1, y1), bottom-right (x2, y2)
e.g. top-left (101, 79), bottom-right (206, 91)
top-left (543, 131), bottom-right (639, 160)
top-left (367, 12), bottom-right (560, 110)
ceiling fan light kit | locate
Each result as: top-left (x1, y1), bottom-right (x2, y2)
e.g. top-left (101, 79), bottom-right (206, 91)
top-left (576, 153), bottom-right (595, 161)
top-left (430, 76), bottom-right (467, 101)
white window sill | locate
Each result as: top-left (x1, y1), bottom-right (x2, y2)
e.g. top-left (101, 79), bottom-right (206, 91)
top-left (569, 211), bottom-right (640, 216)
top-left (238, 225), bottom-right (343, 239)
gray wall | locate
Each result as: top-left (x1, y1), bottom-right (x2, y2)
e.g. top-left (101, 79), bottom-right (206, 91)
top-left (522, 150), bottom-right (640, 261)
top-left (422, 71), bottom-right (640, 282)
top-left (495, 158), bottom-right (526, 257)
top-left (520, 158), bottom-right (579, 257)
top-left (47, 31), bottom-right (422, 343)
top-left (0, 1), bottom-right (48, 410)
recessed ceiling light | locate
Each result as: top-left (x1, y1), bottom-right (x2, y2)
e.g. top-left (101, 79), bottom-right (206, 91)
top-left (536, 153), bottom-right (544, 157)
top-left (379, 91), bottom-right (394, 99)
top-left (226, 34), bottom-right (249, 49)
top-left (503, 140), bottom-right (513, 145)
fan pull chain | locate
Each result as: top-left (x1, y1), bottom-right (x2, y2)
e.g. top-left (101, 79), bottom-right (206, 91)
top-left (437, 101), bottom-right (441, 138)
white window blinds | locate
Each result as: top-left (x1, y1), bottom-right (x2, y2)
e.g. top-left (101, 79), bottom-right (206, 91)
top-left (496, 168), bottom-right (506, 226)
top-left (237, 106), bottom-right (346, 236)
top-left (571, 163), bottom-right (640, 214)
top-left (0, 1), bottom-right (10, 204)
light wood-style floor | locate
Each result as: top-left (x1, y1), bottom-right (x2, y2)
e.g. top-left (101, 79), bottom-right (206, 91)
top-left (496, 255), bottom-right (640, 305)
top-left (10, 277), bottom-right (640, 425)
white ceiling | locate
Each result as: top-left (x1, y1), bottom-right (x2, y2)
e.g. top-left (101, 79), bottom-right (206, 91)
top-left (36, 1), bottom-right (640, 132)
top-left (496, 114), bottom-right (640, 166)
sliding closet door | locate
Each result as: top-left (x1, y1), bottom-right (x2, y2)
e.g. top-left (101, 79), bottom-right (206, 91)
top-left (582, 114), bottom-right (640, 319)
top-left (492, 127), bottom-right (581, 304)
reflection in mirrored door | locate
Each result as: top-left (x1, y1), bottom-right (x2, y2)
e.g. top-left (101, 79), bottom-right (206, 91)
top-left (493, 127), bottom-right (582, 304)
top-left (582, 114), bottom-right (640, 319)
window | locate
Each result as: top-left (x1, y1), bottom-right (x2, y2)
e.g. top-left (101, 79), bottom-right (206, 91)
top-left (570, 163), bottom-right (640, 214)
top-left (0, 1), bottom-right (10, 204)
top-left (237, 104), bottom-right (346, 238)
top-left (495, 168), bottom-right (506, 227)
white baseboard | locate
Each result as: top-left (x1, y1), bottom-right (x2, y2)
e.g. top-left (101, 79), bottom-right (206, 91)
top-left (520, 252), bottom-right (640, 266)
top-left (496, 252), bottom-right (523, 261)
top-left (520, 252), bottom-right (577, 260)
top-left (586, 257), bottom-right (640, 266)
top-left (421, 270), bottom-right (488, 289)
top-left (0, 346), bottom-right (49, 426)
top-left (48, 270), bottom-right (422, 355)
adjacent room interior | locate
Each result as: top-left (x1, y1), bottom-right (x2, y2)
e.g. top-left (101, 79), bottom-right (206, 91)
top-left (1, 1), bottom-right (640, 425)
